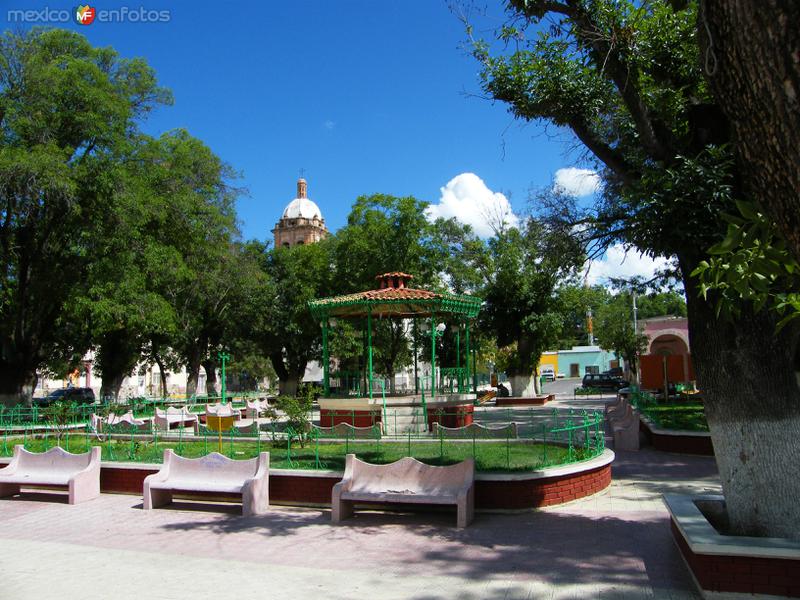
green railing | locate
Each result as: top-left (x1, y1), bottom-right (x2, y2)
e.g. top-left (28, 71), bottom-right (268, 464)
top-left (0, 409), bottom-right (604, 473)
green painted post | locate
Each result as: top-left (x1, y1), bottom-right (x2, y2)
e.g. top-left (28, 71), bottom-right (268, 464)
top-left (367, 311), bottom-right (374, 400)
top-left (322, 320), bottom-right (330, 396)
top-left (465, 322), bottom-right (471, 395)
top-left (430, 315), bottom-right (436, 397)
top-left (456, 326), bottom-right (461, 392)
top-left (218, 351), bottom-right (231, 405)
top-left (413, 320), bottom-right (419, 395)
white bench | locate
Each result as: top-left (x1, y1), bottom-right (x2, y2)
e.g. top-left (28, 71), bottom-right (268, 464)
top-left (245, 399), bottom-right (270, 419)
top-left (154, 407), bottom-right (199, 431)
top-left (312, 423), bottom-right (382, 439)
top-left (0, 445), bottom-right (101, 504)
top-left (610, 403), bottom-right (640, 451)
top-left (143, 449), bottom-right (269, 516)
top-left (205, 403), bottom-right (243, 419)
top-left (332, 454), bottom-right (475, 528)
top-left (92, 411), bottom-right (152, 434)
top-left (432, 422), bottom-right (517, 439)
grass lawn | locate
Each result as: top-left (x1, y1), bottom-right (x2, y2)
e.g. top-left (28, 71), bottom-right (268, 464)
top-left (0, 435), bottom-right (592, 473)
top-left (642, 403), bottom-right (708, 432)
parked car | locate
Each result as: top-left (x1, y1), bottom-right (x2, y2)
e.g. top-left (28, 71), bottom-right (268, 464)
top-left (34, 387), bottom-right (96, 407)
top-left (604, 367), bottom-right (624, 378)
top-left (540, 369), bottom-right (555, 382)
top-left (581, 373), bottom-right (628, 391)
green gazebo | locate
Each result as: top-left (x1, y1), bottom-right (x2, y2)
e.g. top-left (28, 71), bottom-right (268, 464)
top-left (309, 272), bottom-right (482, 431)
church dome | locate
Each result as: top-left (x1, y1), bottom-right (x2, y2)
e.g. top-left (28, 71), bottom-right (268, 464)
top-left (282, 197), bottom-right (322, 220)
top-left (281, 178), bottom-right (323, 220)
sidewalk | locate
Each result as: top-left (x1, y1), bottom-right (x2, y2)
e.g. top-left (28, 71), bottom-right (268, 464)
top-left (0, 391), bottom-right (721, 600)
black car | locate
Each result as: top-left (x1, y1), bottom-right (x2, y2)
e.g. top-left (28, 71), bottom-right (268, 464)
top-left (582, 373), bottom-right (628, 391)
top-left (35, 387), bottom-right (96, 407)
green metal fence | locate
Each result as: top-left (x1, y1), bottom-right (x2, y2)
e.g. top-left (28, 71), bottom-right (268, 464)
top-left (0, 408), bottom-right (605, 473)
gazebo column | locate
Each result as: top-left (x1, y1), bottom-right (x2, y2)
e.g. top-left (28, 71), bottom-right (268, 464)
top-left (413, 320), bottom-right (418, 395)
top-left (465, 321), bottom-right (471, 395)
top-left (367, 311), bottom-right (374, 400)
top-left (456, 324), bottom-right (461, 393)
top-left (322, 320), bottom-right (330, 396)
top-left (430, 314), bottom-right (436, 397)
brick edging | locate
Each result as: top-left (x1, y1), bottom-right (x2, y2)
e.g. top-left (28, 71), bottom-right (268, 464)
top-left (640, 419), bottom-right (714, 455)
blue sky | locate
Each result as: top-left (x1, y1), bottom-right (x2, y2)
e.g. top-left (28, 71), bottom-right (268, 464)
top-left (2, 1), bottom-right (589, 237)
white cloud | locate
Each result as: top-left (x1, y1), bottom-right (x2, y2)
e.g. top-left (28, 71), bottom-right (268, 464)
top-left (425, 173), bottom-right (519, 238)
top-left (553, 167), bottom-right (602, 197)
top-left (323, 120), bottom-right (335, 130)
top-left (585, 244), bottom-right (671, 285)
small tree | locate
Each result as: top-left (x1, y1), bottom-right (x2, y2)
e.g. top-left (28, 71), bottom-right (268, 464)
top-left (42, 401), bottom-right (79, 446)
top-left (595, 293), bottom-right (649, 381)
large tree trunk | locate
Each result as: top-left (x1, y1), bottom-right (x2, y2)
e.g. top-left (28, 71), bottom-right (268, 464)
top-left (96, 331), bottom-right (139, 403)
top-left (508, 373), bottom-right (537, 397)
top-left (154, 355), bottom-right (168, 399)
top-left (99, 373), bottom-right (125, 402)
top-left (682, 255), bottom-right (800, 539)
top-left (278, 375), bottom-right (301, 397)
top-left (0, 361), bottom-right (38, 407)
top-left (700, 1), bottom-right (800, 264)
top-left (202, 359), bottom-right (218, 397)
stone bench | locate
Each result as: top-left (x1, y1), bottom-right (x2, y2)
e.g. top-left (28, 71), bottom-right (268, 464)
top-left (0, 445), bottom-right (101, 504)
top-left (143, 449), bottom-right (269, 516)
top-left (610, 403), bottom-right (640, 451)
top-left (92, 411), bottom-right (152, 434)
top-left (312, 423), bottom-right (382, 439)
top-left (432, 422), bottom-right (517, 439)
top-left (154, 407), bottom-right (199, 431)
top-left (245, 399), bottom-right (270, 419)
top-left (332, 454), bottom-right (475, 528)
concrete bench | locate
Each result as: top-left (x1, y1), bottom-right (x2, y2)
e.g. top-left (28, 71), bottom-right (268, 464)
top-left (193, 421), bottom-right (260, 436)
top-left (205, 403), bottom-right (243, 418)
top-left (332, 454), bottom-right (475, 528)
top-left (432, 422), bottom-right (517, 439)
top-left (610, 404), bottom-right (640, 451)
top-left (0, 445), bottom-right (101, 504)
top-left (245, 399), bottom-right (270, 419)
top-left (312, 423), bottom-right (382, 439)
top-left (92, 411), bottom-right (152, 434)
top-left (154, 407), bottom-right (199, 431)
top-left (143, 449), bottom-right (269, 516)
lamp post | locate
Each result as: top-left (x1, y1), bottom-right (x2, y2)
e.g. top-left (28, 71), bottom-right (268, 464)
top-left (218, 351), bottom-right (231, 404)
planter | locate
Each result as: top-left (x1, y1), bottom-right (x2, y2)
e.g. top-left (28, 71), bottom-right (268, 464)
top-left (665, 494), bottom-right (800, 598)
top-left (640, 416), bottom-right (714, 456)
top-left (495, 394), bottom-right (554, 407)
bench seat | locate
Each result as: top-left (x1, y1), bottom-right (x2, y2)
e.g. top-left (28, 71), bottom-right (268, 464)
top-left (143, 449), bottom-right (269, 516)
top-left (332, 454), bottom-right (475, 528)
top-left (0, 445), bottom-right (101, 504)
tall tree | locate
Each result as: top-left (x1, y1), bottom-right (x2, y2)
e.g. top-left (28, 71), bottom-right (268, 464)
top-left (481, 220), bottom-right (583, 396)
top-left (471, 0), bottom-right (800, 537)
top-left (699, 1), bottom-right (800, 265)
top-left (0, 29), bottom-right (170, 405)
top-left (250, 239), bottom-right (333, 396)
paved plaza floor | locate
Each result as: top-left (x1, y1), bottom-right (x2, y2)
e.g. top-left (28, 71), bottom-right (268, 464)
top-left (0, 394), bottom-right (721, 600)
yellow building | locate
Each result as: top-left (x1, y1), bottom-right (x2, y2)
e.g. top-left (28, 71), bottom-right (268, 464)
top-left (537, 351), bottom-right (559, 379)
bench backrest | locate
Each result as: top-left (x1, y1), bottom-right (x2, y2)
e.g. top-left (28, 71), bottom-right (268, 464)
top-left (345, 455), bottom-right (474, 496)
top-left (433, 422), bottom-right (517, 439)
top-left (163, 449), bottom-right (263, 485)
top-left (12, 445), bottom-right (98, 475)
top-left (206, 403), bottom-right (238, 417)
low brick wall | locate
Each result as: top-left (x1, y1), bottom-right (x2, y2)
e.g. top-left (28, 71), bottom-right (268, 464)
top-left (495, 395), bottom-right (554, 407)
top-left (1, 450), bottom-right (614, 510)
top-left (671, 520), bottom-right (800, 597)
top-left (640, 419), bottom-right (714, 456)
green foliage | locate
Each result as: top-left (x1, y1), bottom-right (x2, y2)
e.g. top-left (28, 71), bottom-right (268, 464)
top-left (481, 220), bottom-right (584, 378)
top-left (41, 401), bottom-right (78, 442)
top-left (692, 201), bottom-right (800, 330)
top-left (0, 28), bottom-right (171, 398)
top-left (276, 388), bottom-right (315, 447)
top-left (594, 292), bottom-right (649, 373)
